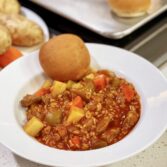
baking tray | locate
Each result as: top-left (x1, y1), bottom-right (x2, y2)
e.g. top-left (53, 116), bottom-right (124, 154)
top-left (30, 0), bottom-right (167, 39)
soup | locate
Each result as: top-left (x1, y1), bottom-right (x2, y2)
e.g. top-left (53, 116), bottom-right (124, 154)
top-left (21, 70), bottom-right (141, 150)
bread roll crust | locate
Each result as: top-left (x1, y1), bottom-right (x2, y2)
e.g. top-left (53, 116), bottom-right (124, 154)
top-left (0, 13), bottom-right (44, 46)
top-left (0, 0), bottom-right (20, 14)
top-left (108, 0), bottom-right (151, 17)
top-left (39, 34), bottom-right (90, 81)
top-left (0, 24), bottom-right (12, 54)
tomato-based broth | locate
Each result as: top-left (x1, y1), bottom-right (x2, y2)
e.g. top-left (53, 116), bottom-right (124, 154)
top-left (21, 70), bottom-right (141, 150)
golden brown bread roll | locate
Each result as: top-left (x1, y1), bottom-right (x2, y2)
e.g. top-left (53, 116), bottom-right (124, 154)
top-left (0, 0), bottom-right (20, 14)
top-left (0, 13), bottom-right (44, 46)
top-left (0, 24), bottom-right (11, 54)
top-left (39, 34), bottom-right (90, 81)
top-left (108, 0), bottom-right (151, 17)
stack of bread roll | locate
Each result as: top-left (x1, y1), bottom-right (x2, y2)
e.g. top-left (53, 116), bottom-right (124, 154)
top-left (0, 0), bottom-right (44, 55)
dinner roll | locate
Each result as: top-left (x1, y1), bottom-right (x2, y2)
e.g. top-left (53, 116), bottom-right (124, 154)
top-left (108, 0), bottom-right (151, 17)
top-left (0, 0), bottom-right (20, 14)
top-left (39, 34), bottom-right (90, 81)
top-left (0, 13), bottom-right (44, 46)
top-left (0, 24), bottom-right (12, 54)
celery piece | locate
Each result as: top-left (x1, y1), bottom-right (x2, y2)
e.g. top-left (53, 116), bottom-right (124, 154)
top-left (66, 80), bottom-right (75, 89)
top-left (45, 110), bottom-right (62, 125)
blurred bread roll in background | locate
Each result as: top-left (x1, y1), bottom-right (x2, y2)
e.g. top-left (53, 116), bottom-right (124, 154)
top-left (0, 13), bottom-right (44, 47)
top-left (0, 24), bottom-right (11, 54)
top-left (39, 34), bottom-right (90, 81)
top-left (108, 0), bottom-right (151, 17)
top-left (0, 0), bottom-right (20, 14)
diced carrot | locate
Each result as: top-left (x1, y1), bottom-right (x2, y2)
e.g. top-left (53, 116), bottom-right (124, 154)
top-left (93, 74), bottom-right (107, 91)
top-left (71, 136), bottom-right (80, 146)
top-left (72, 96), bottom-right (84, 108)
top-left (121, 84), bottom-right (135, 102)
top-left (0, 47), bottom-right (22, 68)
top-left (34, 88), bottom-right (50, 96)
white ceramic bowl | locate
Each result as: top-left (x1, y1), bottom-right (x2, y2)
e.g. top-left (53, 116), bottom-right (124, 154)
top-left (0, 44), bottom-right (167, 167)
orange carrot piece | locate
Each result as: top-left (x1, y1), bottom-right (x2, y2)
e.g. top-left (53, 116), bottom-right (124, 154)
top-left (34, 88), bottom-right (50, 96)
top-left (72, 96), bottom-right (84, 108)
top-left (93, 74), bottom-right (107, 91)
top-left (121, 84), bottom-right (135, 102)
top-left (0, 47), bottom-right (22, 68)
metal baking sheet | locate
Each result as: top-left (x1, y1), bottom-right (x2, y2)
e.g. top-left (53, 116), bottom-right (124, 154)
top-left (31, 0), bottom-right (167, 39)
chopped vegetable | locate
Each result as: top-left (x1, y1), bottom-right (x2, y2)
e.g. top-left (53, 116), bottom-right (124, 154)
top-left (121, 84), bottom-right (135, 102)
top-left (34, 88), bottom-right (50, 96)
top-left (93, 74), bottom-right (107, 91)
top-left (71, 88), bottom-right (90, 102)
top-left (85, 73), bottom-right (95, 80)
top-left (51, 81), bottom-right (66, 96)
top-left (72, 96), bottom-right (84, 108)
top-left (24, 116), bottom-right (44, 137)
top-left (42, 80), bottom-right (52, 89)
top-left (72, 83), bottom-right (83, 89)
top-left (84, 80), bottom-right (95, 92)
top-left (0, 47), bottom-right (22, 68)
top-left (66, 80), bottom-right (75, 89)
top-left (45, 110), bottom-right (62, 125)
top-left (67, 107), bottom-right (85, 124)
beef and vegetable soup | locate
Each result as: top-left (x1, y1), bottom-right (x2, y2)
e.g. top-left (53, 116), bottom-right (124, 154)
top-left (21, 70), bottom-right (141, 151)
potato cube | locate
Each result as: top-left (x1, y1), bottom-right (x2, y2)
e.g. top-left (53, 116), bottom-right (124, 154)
top-left (67, 107), bottom-right (85, 124)
top-left (51, 81), bottom-right (66, 96)
top-left (24, 116), bottom-right (44, 137)
top-left (42, 79), bottom-right (52, 89)
top-left (85, 73), bottom-right (95, 80)
top-left (72, 83), bottom-right (83, 89)
top-left (66, 80), bottom-right (75, 89)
